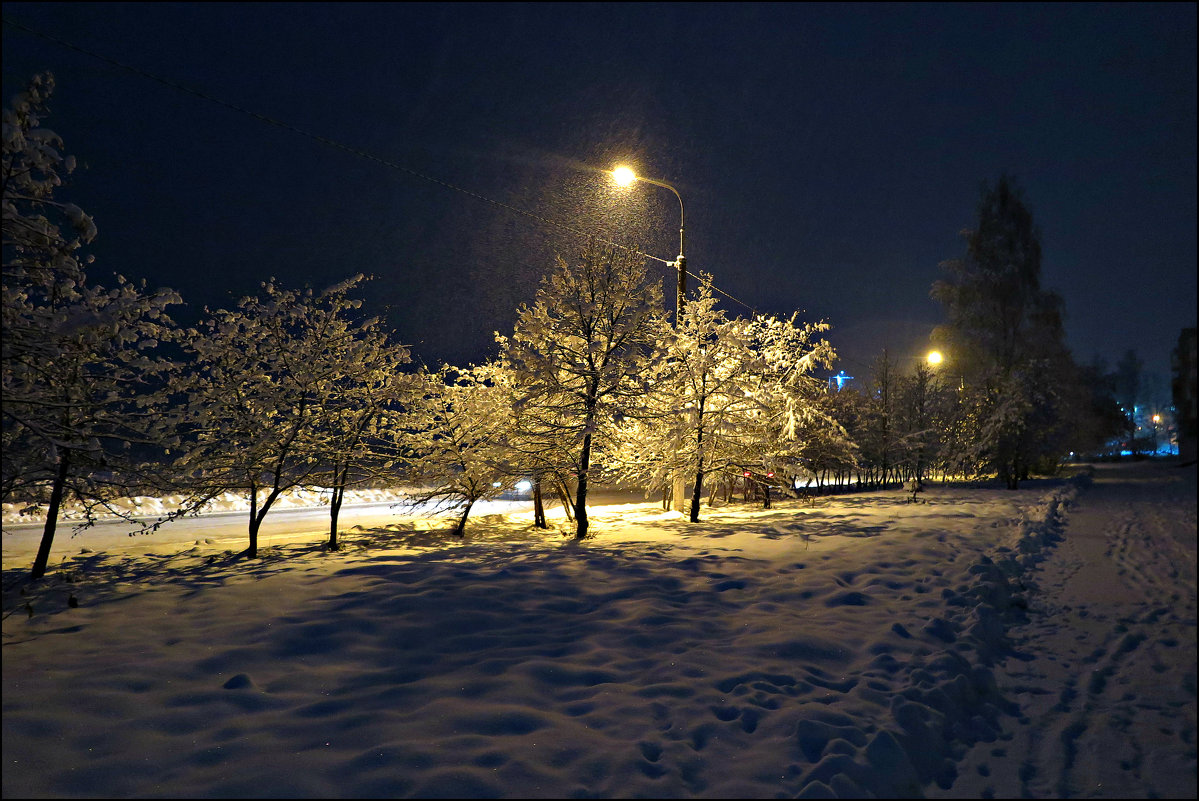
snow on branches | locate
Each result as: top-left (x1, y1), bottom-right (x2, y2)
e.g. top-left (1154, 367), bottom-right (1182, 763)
top-left (3, 74), bottom-right (184, 578)
top-left (497, 241), bottom-right (666, 538)
top-left (394, 364), bottom-right (516, 537)
top-left (173, 275), bottom-right (410, 555)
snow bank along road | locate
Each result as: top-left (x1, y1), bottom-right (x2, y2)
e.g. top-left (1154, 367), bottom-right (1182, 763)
top-left (931, 460), bottom-right (1197, 798)
top-left (1, 489), bottom-right (647, 568)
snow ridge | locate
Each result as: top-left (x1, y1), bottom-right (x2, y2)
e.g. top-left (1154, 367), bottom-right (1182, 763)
top-left (999, 468), bottom-right (1092, 571)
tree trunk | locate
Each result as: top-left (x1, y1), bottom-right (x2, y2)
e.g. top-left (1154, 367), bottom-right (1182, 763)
top-left (328, 468), bottom-right (346, 551)
top-left (31, 450), bottom-right (71, 580)
top-left (246, 485), bottom-right (259, 558)
top-left (247, 514), bottom-right (260, 559)
top-left (555, 478), bottom-right (573, 522)
top-left (574, 432), bottom-right (592, 539)
top-left (453, 500), bottom-right (474, 537)
top-left (246, 485), bottom-right (282, 558)
top-left (532, 474), bottom-right (547, 528)
top-left (689, 414), bottom-right (705, 523)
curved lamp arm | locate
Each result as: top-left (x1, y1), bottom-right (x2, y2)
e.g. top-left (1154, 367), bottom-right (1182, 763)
top-left (635, 176), bottom-right (684, 260)
top-left (611, 167), bottom-right (684, 260)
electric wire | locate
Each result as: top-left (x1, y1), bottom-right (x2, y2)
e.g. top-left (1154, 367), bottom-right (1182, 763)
top-left (4, 16), bottom-right (761, 317)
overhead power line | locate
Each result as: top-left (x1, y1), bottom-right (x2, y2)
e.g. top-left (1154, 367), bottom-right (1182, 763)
top-left (3, 15), bottom-right (759, 316)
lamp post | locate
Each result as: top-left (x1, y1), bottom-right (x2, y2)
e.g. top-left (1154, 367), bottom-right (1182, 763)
top-left (612, 165), bottom-right (689, 512)
top-left (611, 166), bottom-right (687, 322)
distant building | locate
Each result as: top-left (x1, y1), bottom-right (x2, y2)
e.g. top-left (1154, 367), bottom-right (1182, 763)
top-left (1172, 328), bottom-right (1197, 463)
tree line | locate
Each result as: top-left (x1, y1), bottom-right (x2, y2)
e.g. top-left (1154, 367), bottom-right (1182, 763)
top-left (3, 75), bottom-right (1124, 579)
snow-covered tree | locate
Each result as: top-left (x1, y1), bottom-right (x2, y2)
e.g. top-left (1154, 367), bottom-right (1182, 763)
top-left (778, 387), bottom-right (858, 493)
top-left (609, 277), bottom-right (768, 521)
top-left (738, 312), bottom-right (849, 495)
top-left (893, 361), bottom-right (946, 483)
top-left (3, 277), bottom-right (182, 578)
top-left (292, 277), bottom-right (412, 550)
top-left (2, 73), bottom-right (95, 293)
top-left (474, 357), bottom-right (561, 529)
top-left (931, 175), bottom-right (1074, 488)
top-left (626, 302), bottom-right (849, 508)
top-left (1058, 358), bottom-right (1124, 458)
top-left (3, 73), bottom-right (184, 579)
top-left (497, 241), bottom-right (666, 538)
top-left (822, 383), bottom-right (870, 489)
top-left (395, 364), bottom-right (516, 537)
top-left (856, 351), bottom-right (902, 488)
top-left (173, 276), bottom-right (388, 557)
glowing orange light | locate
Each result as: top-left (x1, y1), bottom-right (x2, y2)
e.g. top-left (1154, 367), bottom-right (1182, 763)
top-left (612, 165), bottom-right (636, 187)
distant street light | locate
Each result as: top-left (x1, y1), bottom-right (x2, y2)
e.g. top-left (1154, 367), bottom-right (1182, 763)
top-left (610, 165), bottom-right (686, 322)
top-left (928, 348), bottom-right (964, 390)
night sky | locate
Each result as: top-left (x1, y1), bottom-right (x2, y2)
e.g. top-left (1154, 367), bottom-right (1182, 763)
top-left (3, 3), bottom-right (1195, 387)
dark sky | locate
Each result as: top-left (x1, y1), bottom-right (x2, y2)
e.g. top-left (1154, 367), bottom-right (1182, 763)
top-left (3, 3), bottom-right (1195, 388)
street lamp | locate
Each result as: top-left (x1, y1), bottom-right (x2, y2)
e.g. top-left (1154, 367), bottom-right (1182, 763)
top-left (612, 164), bottom-right (690, 513)
top-left (611, 165), bottom-right (687, 322)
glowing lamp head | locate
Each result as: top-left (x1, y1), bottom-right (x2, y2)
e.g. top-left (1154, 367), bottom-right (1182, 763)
top-left (1152, 414), bottom-right (1161, 423)
top-left (926, 350), bottom-right (943, 366)
top-left (612, 165), bottom-right (637, 187)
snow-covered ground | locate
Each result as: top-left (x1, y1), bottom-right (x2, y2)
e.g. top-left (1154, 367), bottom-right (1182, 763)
top-left (2, 461), bottom-right (1194, 798)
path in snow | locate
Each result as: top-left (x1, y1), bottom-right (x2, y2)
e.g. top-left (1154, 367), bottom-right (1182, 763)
top-left (931, 461), bottom-right (1197, 799)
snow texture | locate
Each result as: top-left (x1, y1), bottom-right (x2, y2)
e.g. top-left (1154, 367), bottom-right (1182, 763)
top-left (3, 461), bottom-right (1194, 798)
